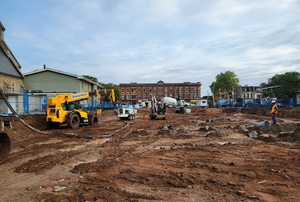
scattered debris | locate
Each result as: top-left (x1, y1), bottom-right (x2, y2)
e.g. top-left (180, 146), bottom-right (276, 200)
top-left (255, 120), bottom-right (270, 127)
top-left (248, 131), bottom-right (258, 138)
top-left (53, 186), bottom-right (67, 192)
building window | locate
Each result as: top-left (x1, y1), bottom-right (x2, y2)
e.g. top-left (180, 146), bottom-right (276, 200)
top-left (122, 88), bottom-right (124, 93)
top-left (185, 87), bottom-right (189, 92)
top-left (149, 87), bottom-right (152, 92)
top-left (132, 88), bottom-right (135, 93)
top-left (122, 95), bottom-right (125, 100)
top-left (191, 87), bottom-right (193, 92)
top-left (154, 87), bottom-right (157, 92)
top-left (143, 87), bottom-right (146, 93)
top-left (159, 94), bottom-right (162, 98)
top-left (170, 87), bottom-right (172, 92)
top-left (12, 83), bottom-right (15, 91)
top-left (165, 87), bottom-right (168, 92)
top-left (138, 87), bottom-right (141, 93)
top-left (185, 94), bottom-right (189, 98)
top-left (165, 94), bottom-right (167, 97)
top-left (176, 87), bottom-right (178, 92)
top-left (158, 87), bottom-right (162, 92)
top-left (180, 87), bottom-right (183, 92)
top-left (127, 95), bottom-right (130, 100)
top-left (194, 94), bottom-right (197, 98)
top-left (195, 87), bottom-right (197, 91)
top-left (127, 88), bottom-right (129, 93)
top-left (132, 95), bottom-right (136, 99)
top-left (138, 94), bottom-right (141, 99)
top-left (143, 94), bottom-right (146, 99)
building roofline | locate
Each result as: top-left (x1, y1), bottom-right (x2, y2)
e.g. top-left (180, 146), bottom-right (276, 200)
top-left (120, 82), bottom-right (201, 86)
top-left (0, 21), bottom-right (24, 79)
top-left (261, 86), bottom-right (280, 90)
top-left (24, 68), bottom-right (103, 88)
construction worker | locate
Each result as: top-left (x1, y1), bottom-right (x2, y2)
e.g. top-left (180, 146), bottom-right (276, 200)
top-left (271, 100), bottom-right (277, 124)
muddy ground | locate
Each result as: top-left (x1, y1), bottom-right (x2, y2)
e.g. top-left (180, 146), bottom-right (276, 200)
top-left (1, 106), bottom-right (300, 202)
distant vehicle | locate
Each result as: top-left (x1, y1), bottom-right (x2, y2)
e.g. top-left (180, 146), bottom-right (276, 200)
top-left (118, 107), bottom-right (137, 120)
top-left (162, 97), bottom-right (177, 108)
top-left (190, 99), bottom-right (208, 108)
top-left (196, 99), bottom-right (208, 108)
top-left (162, 97), bottom-right (189, 108)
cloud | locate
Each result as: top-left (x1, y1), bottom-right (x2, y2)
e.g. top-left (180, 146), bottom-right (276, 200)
top-left (0, 0), bottom-right (299, 95)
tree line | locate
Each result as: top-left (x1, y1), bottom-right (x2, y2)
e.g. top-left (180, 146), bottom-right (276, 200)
top-left (210, 71), bottom-right (300, 99)
top-left (82, 75), bottom-right (120, 101)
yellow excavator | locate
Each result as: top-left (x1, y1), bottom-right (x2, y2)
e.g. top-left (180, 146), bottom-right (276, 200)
top-left (46, 89), bottom-right (115, 129)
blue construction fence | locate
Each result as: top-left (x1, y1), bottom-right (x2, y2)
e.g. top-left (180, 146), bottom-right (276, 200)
top-left (0, 89), bottom-right (131, 116)
top-left (214, 98), bottom-right (294, 108)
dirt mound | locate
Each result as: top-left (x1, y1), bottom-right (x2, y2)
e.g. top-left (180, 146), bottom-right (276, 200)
top-left (222, 108), bottom-right (240, 113)
top-left (260, 123), bottom-right (300, 134)
top-left (275, 127), bottom-right (300, 143)
top-left (15, 150), bottom-right (82, 174)
top-left (99, 110), bottom-right (117, 117)
top-left (186, 106), bottom-right (205, 113)
top-left (241, 107), bottom-right (300, 119)
top-left (127, 130), bottom-right (153, 141)
top-left (204, 108), bottom-right (222, 114)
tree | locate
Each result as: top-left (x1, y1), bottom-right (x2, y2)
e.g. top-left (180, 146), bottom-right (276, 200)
top-left (82, 75), bottom-right (98, 83)
top-left (210, 71), bottom-right (239, 95)
top-left (269, 71), bottom-right (300, 98)
top-left (83, 75), bottom-right (120, 101)
top-left (99, 82), bottom-right (120, 101)
top-left (259, 82), bottom-right (267, 86)
top-left (262, 90), bottom-right (275, 98)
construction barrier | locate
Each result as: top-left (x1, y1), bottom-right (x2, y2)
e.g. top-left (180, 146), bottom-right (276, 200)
top-left (0, 89), bottom-right (127, 116)
top-left (216, 98), bottom-right (294, 108)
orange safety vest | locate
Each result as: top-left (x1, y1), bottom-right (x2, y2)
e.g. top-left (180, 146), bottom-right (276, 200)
top-left (271, 104), bottom-right (277, 113)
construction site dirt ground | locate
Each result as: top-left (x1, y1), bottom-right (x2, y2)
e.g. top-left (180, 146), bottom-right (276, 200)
top-left (1, 107), bottom-right (300, 202)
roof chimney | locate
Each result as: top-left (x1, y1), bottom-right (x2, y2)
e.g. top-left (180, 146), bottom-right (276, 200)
top-left (43, 64), bottom-right (46, 69)
top-left (0, 21), bottom-right (5, 41)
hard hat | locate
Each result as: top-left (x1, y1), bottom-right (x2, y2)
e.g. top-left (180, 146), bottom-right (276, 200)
top-left (271, 100), bottom-right (276, 103)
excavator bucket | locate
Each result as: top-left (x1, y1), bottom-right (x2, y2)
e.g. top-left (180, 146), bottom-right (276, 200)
top-left (0, 133), bottom-right (11, 164)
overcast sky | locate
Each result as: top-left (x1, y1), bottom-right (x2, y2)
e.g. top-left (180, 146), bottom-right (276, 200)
top-left (1, 0), bottom-right (299, 96)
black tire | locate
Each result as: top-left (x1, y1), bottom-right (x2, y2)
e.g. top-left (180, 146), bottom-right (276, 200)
top-left (0, 133), bottom-right (11, 164)
top-left (49, 122), bottom-right (60, 129)
top-left (67, 113), bottom-right (80, 129)
top-left (89, 115), bottom-right (98, 126)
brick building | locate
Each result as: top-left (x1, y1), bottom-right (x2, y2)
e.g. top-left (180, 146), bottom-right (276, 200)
top-left (119, 80), bottom-right (201, 103)
top-left (0, 21), bottom-right (26, 114)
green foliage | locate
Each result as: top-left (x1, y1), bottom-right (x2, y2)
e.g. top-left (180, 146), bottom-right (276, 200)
top-left (99, 82), bottom-right (120, 101)
top-left (262, 90), bottom-right (275, 98)
top-left (270, 71), bottom-right (300, 98)
top-left (82, 75), bottom-right (98, 83)
top-left (210, 71), bottom-right (239, 95)
top-left (207, 96), bottom-right (213, 107)
top-left (259, 82), bottom-right (267, 86)
top-left (82, 75), bottom-right (120, 101)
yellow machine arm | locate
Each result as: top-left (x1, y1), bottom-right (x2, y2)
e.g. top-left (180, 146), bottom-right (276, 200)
top-left (98, 89), bottom-right (115, 103)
